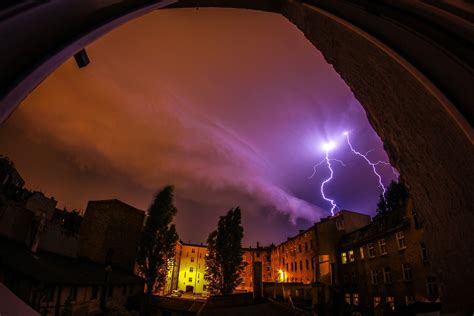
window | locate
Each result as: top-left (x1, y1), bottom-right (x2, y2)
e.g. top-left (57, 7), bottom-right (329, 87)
top-left (305, 242), bottom-right (308, 251)
top-left (306, 259), bottom-right (309, 270)
top-left (349, 250), bottom-right (355, 262)
top-left (190, 257), bottom-right (195, 262)
top-left (351, 271), bottom-right (357, 283)
top-left (373, 296), bottom-right (381, 307)
top-left (386, 296), bottom-right (395, 309)
top-left (402, 263), bottom-right (412, 281)
top-left (286, 263), bottom-right (289, 271)
top-left (378, 239), bottom-right (387, 255)
top-left (371, 269), bottom-right (378, 285)
top-left (368, 243), bottom-right (376, 258)
top-left (426, 277), bottom-right (439, 300)
top-left (190, 267), bottom-right (194, 272)
top-left (311, 258), bottom-right (314, 269)
top-left (412, 208), bottom-right (421, 228)
top-left (191, 248), bottom-right (195, 253)
top-left (345, 293), bottom-right (351, 304)
top-left (336, 218), bottom-right (345, 230)
top-left (353, 293), bottom-right (359, 306)
top-left (256, 251), bottom-right (260, 258)
top-left (300, 260), bottom-right (303, 270)
top-left (383, 267), bottom-right (392, 284)
top-left (341, 252), bottom-right (348, 264)
top-left (420, 242), bottom-right (428, 262)
top-left (295, 262), bottom-right (298, 272)
top-left (91, 286), bottom-right (98, 300)
top-left (189, 277), bottom-right (192, 282)
top-left (310, 240), bottom-right (313, 249)
top-left (396, 231), bottom-right (406, 249)
top-left (359, 247), bottom-right (364, 260)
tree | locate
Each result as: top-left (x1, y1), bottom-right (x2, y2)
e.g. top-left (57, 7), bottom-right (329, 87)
top-left (205, 207), bottom-right (245, 295)
top-left (136, 186), bottom-right (179, 314)
top-left (376, 181), bottom-right (409, 214)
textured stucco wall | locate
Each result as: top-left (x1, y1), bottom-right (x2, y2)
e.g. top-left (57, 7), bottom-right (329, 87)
top-left (279, 2), bottom-right (473, 313)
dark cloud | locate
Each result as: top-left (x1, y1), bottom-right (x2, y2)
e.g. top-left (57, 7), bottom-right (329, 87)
top-left (0, 8), bottom-right (396, 244)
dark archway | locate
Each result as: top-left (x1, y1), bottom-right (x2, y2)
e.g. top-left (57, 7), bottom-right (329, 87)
top-left (0, 1), bottom-right (472, 313)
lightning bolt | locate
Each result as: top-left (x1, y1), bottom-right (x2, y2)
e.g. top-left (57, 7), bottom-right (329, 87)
top-left (309, 142), bottom-right (345, 216)
top-left (343, 132), bottom-right (397, 197)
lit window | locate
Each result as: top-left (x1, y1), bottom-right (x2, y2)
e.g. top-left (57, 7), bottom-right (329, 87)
top-left (371, 269), bottom-right (378, 285)
top-left (349, 250), bottom-right (355, 262)
top-left (420, 242), bottom-right (428, 262)
top-left (383, 267), bottom-right (392, 284)
top-left (386, 296), bottom-right (395, 309)
top-left (402, 263), bottom-right (412, 281)
top-left (426, 276), bottom-right (439, 300)
top-left (359, 247), bottom-right (364, 260)
top-left (368, 243), bottom-right (375, 258)
top-left (341, 252), bottom-right (347, 264)
top-left (373, 296), bottom-right (381, 307)
top-left (378, 239), bottom-right (387, 255)
top-left (345, 293), bottom-right (351, 304)
top-left (396, 231), bottom-right (406, 249)
top-left (353, 293), bottom-right (359, 306)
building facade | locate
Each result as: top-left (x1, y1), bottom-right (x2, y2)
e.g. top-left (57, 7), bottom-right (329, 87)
top-left (78, 199), bottom-right (145, 272)
top-left (338, 199), bottom-right (441, 312)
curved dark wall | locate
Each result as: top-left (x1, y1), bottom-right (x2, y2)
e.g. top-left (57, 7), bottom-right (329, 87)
top-left (0, 0), bottom-right (473, 313)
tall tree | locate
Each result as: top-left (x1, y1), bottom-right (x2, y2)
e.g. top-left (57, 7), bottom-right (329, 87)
top-left (136, 186), bottom-right (179, 314)
top-left (376, 181), bottom-right (409, 214)
top-left (205, 207), bottom-right (245, 295)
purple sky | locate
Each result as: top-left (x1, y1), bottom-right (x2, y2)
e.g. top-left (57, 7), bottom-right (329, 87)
top-left (0, 8), bottom-right (397, 246)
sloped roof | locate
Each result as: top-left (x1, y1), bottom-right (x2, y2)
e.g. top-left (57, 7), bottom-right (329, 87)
top-left (0, 237), bottom-right (144, 286)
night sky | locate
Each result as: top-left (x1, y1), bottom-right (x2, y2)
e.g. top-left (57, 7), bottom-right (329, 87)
top-left (0, 9), bottom-right (397, 246)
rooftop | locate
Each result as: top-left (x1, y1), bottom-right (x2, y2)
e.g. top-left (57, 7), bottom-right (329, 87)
top-left (0, 236), bottom-right (144, 286)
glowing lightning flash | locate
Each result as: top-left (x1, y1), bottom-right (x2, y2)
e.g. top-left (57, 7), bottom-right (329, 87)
top-left (343, 131), bottom-right (396, 197)
top-left (309, 141), bottom-right (345, 216)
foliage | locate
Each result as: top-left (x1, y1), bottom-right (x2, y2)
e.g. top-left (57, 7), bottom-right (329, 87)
top-left (136, 186), bottom-right (179, 313)
top-left (376, 181), bottom-right (409, 214)
top-left (53, 208), bottom-right (82, 236)
top-left (205, 207), bottom-right (245, 295)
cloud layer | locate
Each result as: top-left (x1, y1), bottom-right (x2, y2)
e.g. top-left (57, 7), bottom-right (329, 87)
top-left (0, 8), bottom-right (396, 244)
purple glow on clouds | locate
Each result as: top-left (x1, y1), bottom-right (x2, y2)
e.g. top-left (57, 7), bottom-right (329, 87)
top-left (0, 8), bottom-right (397, 245)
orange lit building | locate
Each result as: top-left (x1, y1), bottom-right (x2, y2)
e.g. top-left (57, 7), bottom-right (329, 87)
top-left (237, 243), bottom-right (273, 292)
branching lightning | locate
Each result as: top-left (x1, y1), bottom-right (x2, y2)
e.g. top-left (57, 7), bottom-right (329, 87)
top-left (308, 141), bottom-right (345, 216)
top-left (343, 131), bottom-right (396, 197)
top-left (309, 131), bottom-right (398, 216)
